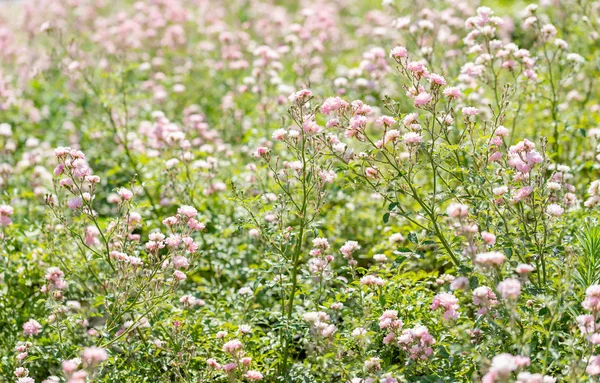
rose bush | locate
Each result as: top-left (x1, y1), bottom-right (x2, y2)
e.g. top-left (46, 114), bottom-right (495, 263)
top-left (2, 0), bottom-right (600, 382)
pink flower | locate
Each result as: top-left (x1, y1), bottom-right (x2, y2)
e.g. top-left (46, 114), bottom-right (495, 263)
top-left (462, 107), bottom-right (479, 115)
top-left (407, 61), bottom-right (428, 78)
top-left (431, 292), bottom-right (460, 320)
top-left (0, 204), bottom-right (14, 216)
top-left (447, 203), bottom-right (469, 218)
top-left (495, 126), bottom-right (509, 136)
top-left (397, 325), bottom-right (435, 360)
top-left (321, 97), bottom-right (348, 115)
top-left (23, 319), bottom-right (41, 336)
top-left (365, 167), bottom-right (379, 178)
top-left (497, 278), bottom-right (521, 300)
top-left (14, 367), bottom-right (28, 378)
top-left (377, 116), bottom-right (396, 126)
top-left (288, 89), bottom-right (313, 102)
top-left (272, 129), bottom-right (287, 140)
top-left (223, 339), bottom-right (243, 355)
top-left (414, 92), bottom-right (433, 107)
top-left (443, 87), bottom-right (461, 99)
top-left (429, 73), bottom-right (446, 86)
top-left (223, 362), bottom-right (237, 372)
top-left (390, 46), bottom-right (408, 58)
top-left (255, 147), bottom-right (270, 157)
top-left (577, 314), bottom-right (596, 334)
top-left (206, 358), bottom-right (221, 370)
top-left (403, 132), bottom-right (422, 145)
top-left (546, 203), bottom-right (564, 216)
top-left (583, 285), bottom-right (600, 312)
top-left (379, 310), bottom-right (403, 329)
top-left (173, 270), bottom-right (187, 281)
top-left (403, 113), bottom-right (418, 126)
top-left (587, 355), bottom-right (600, 376)
top-left (177, 205), bottom-right (198, 218)
top-left (472, 286), bottom-right (498, 314)
top-left (485, 353), bottom-right (519, 379)
top-left (489, 151), bottom-right (502, 162)
top-left (62, 359), bottom-right (79, 373)
top-left (450, 276), bottom-right (469, 291)
top-left (68, 198), bottom-right (83, 210)
top-left (383, 129), bottom-right (400, 145)
top-left (118, 188), bottom-right (133, 201)
top-left (246, 371), bottom-right (263, 380)
top-left (513, 186), bottom-right (534, 202)
top-left (516, 264), bottom-right (535, 274)
top-left (475, 251), bottom-right (506, 267)
top-left (81, 347), bottom-right (108, 366)
top-left (85, 226), bottom-right (100, 246)
top-left (481, 231), bottom-right (496, 245)
top-left (172, 256), bottom-right (190, 269)
top-left (340, 240), bottom-right (360, 258)
top-left (360, 275), bottom-right (385, 287)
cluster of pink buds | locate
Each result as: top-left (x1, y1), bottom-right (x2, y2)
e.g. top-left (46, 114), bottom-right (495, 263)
top-left (179, 294), bottom-right (205, 308)
top-left (162, 205), bottom-right (206, 231)
top-left (156, 205), bottom-right (205, 281)
top-left (308, 237), bottom-right (334, 277)
top-left (587, 355), bottom-right (600, 376)
top-left (110, 250), bottom-right (143, 268)
top-left (360, 47), bottom-right (389, 80)
top-left (379, 310), bottom-right (403, 345)
top-left (22, 319), bottom-right (42, 336)
top-left (585, 180), bottom-right (600, 208)
top-left (53, 147), bottom-right (100, 212)
top-left (205, 339), bottom-right (262, 380)
top-left (514, 371), bottom-right (556, 383)
top-left (497, 278), bottom-right (522, 300)
top-left (474, 251), bottom-right (506, 268)
top-left (320, 96), bottom-right (349, 118)
top-left (360, 275), bottom-right (385, 287)
top-left (378, 111), bottom-right (424, 151)
top-left (61, 347), bottom-right (108, 383)
top-left (431, 292), bottom-right (460, 321)
top-left (578, 285), bottom-right (600, 345)
top-left (488, 126), bottom-right (509, 162)
top-left (303, 311), bottom-right (337, 338)
top-left (472, 286), bottom-right (499, 315)
top-left (464, 7), bottom-right (537, 81)
top-left (321, 98), bottom-right (371, 140)
top-left (546, 164), bottom-right (576, 210)
top-left (41, 267), bottom-right (67, 300)
top-left (13, 342), bottom-right (34, 383)
top-left (340, 240), bottom-right (360, 266)
top-left (446, 203), bottom-right (482, 256)
top-left (0, 203), bottom-right (14, 226)
top-left (301, 116), bottom-right (323, 135)
top-left (84, 226), bottom-right (100, 246)
top-left (481, 353), bottom-right (531, 383)
top-left (81, 346), bottom-right (108, 367)
top-left (389, 44), bottom-right (465, 114)
top-left (396, 325), bottom-right (435, 360)
top-left (345, 101), bottom-right (372, 139)
top-left (62, 358), bottom-right (86, 383)
top-left (507, 139), bottom-right (543, 179)
top-left (288, 89), bottom-right (313, 105)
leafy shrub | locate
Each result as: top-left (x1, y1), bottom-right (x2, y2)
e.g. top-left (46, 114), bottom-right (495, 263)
top-left (2, 0), bottom-right (600, 382)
